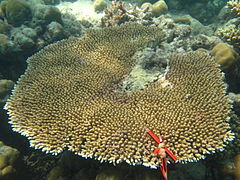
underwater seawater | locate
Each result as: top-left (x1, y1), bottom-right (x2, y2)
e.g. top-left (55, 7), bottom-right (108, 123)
top-left (0, 0), bottom-right (240, 179)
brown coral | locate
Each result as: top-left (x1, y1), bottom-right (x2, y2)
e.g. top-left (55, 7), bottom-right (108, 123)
top-left (5, 23), bottom-right (233, 168)
top-left (101, 0), bottom-right (130, 27)
top-left (218, 24), bottom-right (240, 49)
top-left (211, 43), bottom-right (239, 71)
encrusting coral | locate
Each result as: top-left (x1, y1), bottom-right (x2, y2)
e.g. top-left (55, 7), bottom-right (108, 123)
top-left (5, 23), bottom-right (234, 168)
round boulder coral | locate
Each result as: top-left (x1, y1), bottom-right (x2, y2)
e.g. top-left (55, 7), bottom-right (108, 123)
top-left (93, 0), bottom-right (107, 13)
top-left (151, 0), bottom-right (168, 17)
top-left (32, 5), bottom-right (62, 26)
top-left (211, 43), bottom-right (239, 71)
top-left (0, 141), bottom-right (19, 178)
top-left (0, 0), bottom-right (32, 27)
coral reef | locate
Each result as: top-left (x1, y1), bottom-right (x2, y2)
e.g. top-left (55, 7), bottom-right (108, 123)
top-left (227, 0), bottom-right (240, 16)
top-left (218, 24), bottom-right (240, 49)
top-left (11, 26), bottom-right (37, 50)
top-left (42, 21), bottom-right (66, 43)
top-left (151, 0), bottom-right (168, 17)
top-left (211, 43), bottom-right (239, 71)
top-left (95, 168), bottom-right (128, 180)
top-left (0, 0), bottom-right (32, 27)
top-left (167, 0), bottom-right (227, 24)
top-left (47, 151), bottom-right (163, 180)
top-left (47, 166), bottom-right (66, 180)
top-left (60, 13), bottom-right (83, 37)
top-left (139, 0), bottom-right (168, 18)
top-left (120, 47), bottom-right (167, 93)
top-left (101, 0), bottom-right (169, 27)
top-left (0, 0), bottom-right (239, 179)
top-left (4, 22), bottom-right (234, 168)
top-left (0, 2), bottom-right (83, 81)
top-left (229, 93), bottom-right (240, 116)
top-left (215, 111), bottom-right (240, 180)
top-left (32, 4), bottom-right (62, 26)
top-left (223, 154), bottom-right (240, 180)
top-left (0, 20), bottom-right (10, 35)
top-left (0, 141), bottom-right (20, 179)
top-left (168, 161), bottom-right (206, 180)
top-left (0, 79), bottom-right (14, 105)
top-left (22, 150), bottom-right (59, 179)
top-left (101, 0), bottom-right (130, 27)
top-left (43, 0), bottom-right (60, 5)
top-left (93, 0), bottom-right (107, 13)
top-left (0, 33), bottom-right (8, 54)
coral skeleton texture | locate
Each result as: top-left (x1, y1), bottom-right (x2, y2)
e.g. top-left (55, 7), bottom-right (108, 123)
top-left (5, 23), bottom-right (234, 168)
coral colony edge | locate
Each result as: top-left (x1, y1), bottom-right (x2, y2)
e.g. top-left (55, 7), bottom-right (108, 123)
top-left (4, 23), bottom-right (234, 170)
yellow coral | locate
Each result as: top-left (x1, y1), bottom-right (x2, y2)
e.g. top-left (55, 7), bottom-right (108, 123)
top-left (93, 0), bottom-right (107, 13)
top-left (5, 23), bottom-right (234, 168)
top-left (227, 0), bottom-right (240, 16)
top-left (218, 24), bottom-right (240, 49)
top-left (211, 43), bottom-right (239, 70)
top-left (151, 0), bottom-right (168, 17)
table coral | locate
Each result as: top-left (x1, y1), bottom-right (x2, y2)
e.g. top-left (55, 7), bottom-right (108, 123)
top-left (5, 23), bottom-right (234, 168)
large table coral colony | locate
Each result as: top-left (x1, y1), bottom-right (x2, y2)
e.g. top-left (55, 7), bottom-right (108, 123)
top-left (4, 23), bottom-right (234, 168)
